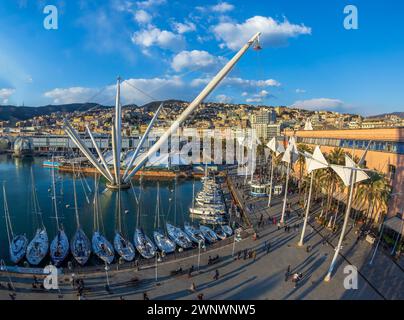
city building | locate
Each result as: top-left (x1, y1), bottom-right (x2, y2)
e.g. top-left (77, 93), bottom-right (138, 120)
top-left (285, 127), bottom-right (404, 219)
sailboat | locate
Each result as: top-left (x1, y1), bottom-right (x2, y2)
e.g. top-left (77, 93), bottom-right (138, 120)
top-left (113, 187), bottom-right (135, 262)
top-left (166, 223), bottom-right (193, 249)
top-left (92, 176), bottom-right (115, 264)
top-left (221, 224), bottom-right (233, 237)
top-left (70, 165), bottom-right (91, 266)
top-left (50, 157), bottom-right (70, 266)
top-left (199, 225), bottom-right (218, 243)
top-left (214, 224), bottom-right (227, 240)
top-left (153, 182), bottom-right (176, 254)
top-left (133, 181), bottom-right (156, 259)
top-left (166, 178), bottom-right (192, 249)
top-left (26, 168), bottom-right (49, 266)
top-left (3, 183), bottom-right (28, 264)
top-left (184, 223), bottom-right (205, 245)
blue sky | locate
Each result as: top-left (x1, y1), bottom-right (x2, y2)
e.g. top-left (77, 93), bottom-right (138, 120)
top-left (0, 0), bottom-right (403, 116)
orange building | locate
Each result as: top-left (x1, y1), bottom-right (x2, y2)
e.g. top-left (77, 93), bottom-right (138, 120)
top-left (285, 127), bottom-right (404, 219)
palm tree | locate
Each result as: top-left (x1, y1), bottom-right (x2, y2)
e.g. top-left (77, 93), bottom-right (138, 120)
top-left (322, 148), bottom-right (345, 220)
top-left (296, 144), bottom-right (313, 201)
top-left (355, 172), bottom-right (391, 224)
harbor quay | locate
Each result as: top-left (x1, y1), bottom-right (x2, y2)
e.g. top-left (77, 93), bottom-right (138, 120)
top-left (1, 174), bottom-right (403, 300)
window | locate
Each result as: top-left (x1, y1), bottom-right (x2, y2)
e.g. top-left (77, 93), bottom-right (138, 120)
top-left (388, 165), bottom-right (396, 180)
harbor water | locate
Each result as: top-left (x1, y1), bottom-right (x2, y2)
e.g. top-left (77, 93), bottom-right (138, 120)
top-left (0, 154), bottom-right (202, 264)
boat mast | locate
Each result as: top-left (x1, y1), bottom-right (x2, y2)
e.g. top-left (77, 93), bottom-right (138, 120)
top-left (93, 175), bottom-right (99, 232)
top-left (51, 156), bottom-right (60, 230)
top-left (30, 167), bottom-right (44, 229)
top-left (72, 163), bottom-right (80, 229)
top-left (3, 183), bottom-right (14, 245)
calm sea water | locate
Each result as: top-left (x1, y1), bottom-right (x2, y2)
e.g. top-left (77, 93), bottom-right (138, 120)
top-left (0, 154), bottom-right (201, 264)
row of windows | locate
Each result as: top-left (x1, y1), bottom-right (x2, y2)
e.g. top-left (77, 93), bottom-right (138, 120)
top-left (298, 137), bottom-right (404, 155)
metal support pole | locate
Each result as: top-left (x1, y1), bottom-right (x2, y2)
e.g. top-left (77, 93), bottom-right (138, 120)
top-left (298, 171), bottom-right (314, 247)
top-left (324, 171), bottom-right (355, 282)
top-left (280, 162), bottom-right (291, 224)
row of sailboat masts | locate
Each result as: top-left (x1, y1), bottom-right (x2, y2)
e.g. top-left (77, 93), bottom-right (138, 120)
top-left (63, 32), bottom-right (261, 190)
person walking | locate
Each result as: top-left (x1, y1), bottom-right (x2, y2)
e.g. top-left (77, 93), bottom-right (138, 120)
top-left (197, 293), bottom-right (204, 300)
top-left (266, 242), bottom-right (271, 254)
top-left (143, 292), bottom-right (149, 300)
top-left (213, 270), bottom-right (219, 281)
top-left (252, 250), bottom-right (257, 261)
top-left (190, 282), bottom-right (197, 292)
top-left (243, 249), bottom-right (248, 260)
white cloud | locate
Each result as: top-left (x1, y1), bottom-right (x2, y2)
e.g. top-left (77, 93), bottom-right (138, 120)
top-left (246, 97), bottom-right (263, 103)
top-left (241, 92), bottom-right (248, 97)
top-left (191, 76), bottom-right (281, 89)
top-left (215, 94), bottom-right (232, 103)
top-left (134, 10), bottom-right (152, 24)
top-left (291, 98), bottom-right (344, 111)
top-left (212, 2), bottom-right (234, 13)
top-left (257, 90), bottom-right (269, 97)
top-left (132, 26), bottom-right (185, 51)
top-left (172, 21), bottom-right (196, 34)
top-left (43, 87), bottom-right (96, 104)
top-left (171, 50), bottom-right (226, 72)
top-left (136, 0), bottom-right (166, 9)
top-left (257, 79), bottom-right (281, 87)
top-left (43, 77), bottom-right (187, 106)
top-left (295, 88), bottom-right (306, 94)
top-left (0, 88), bottom-right (15, 104)
top-left (213, 16), bottom-right (311, 50)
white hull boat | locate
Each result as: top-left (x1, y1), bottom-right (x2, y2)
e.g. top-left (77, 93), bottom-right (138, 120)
top-left (199, 225), bottom-right (218, 243)
top-left (214, 225), bottom-right (227, 240)
top-left (189, 206), bottom-right (225, 216)
top-left (92, 231), bottom-right (115, 264)
top-left (114, 232), bottom-right (136, 262)
top-left (10, 235), bottom-right (28, 264)
top-left (189, 214), bottom-right (225, 224)
top-left (184, 223), bottom-right (205, 245)
top-left (222, 224), bottom-right (233, 237)
top-left (71, 228), bottom-right (91, 266)
top-left (50, 229), bottom-right (70, 266)
top-left (134, 228), bottom-right (156, 259)
top-left (153, 230), bottom-right (176, 254)
top-left (26, 228), bottom-right (49, 266)
top-left (166, 223), bottom-right (193, 249)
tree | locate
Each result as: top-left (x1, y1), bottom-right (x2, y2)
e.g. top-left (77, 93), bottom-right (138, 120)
top-left (355, 172), bottom-right (391, 224)
top-left (296, 143), bottom-right (313, 200)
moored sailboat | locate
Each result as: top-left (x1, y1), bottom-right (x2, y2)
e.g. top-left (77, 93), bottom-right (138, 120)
top-left (26, 168), bottom-right (49, 266)
top-left (49, 158), bottom-right (69, 266)
top-left (113, 187), bottom-right (135, 262)
top-left (199, 225), bottom-right (218, 243)
top-left (153, 182), bottom-right (176, 254)
top-left (166, 223), bottom-right (193, 249)
top-left (91, 176), bottom-right (114, 264)
top-left (214, 225), bottom-right (227, 240)
top-left (221, 224), bottom-right (233, 237)
top-left (184, 222), bottom-right (205, 245)
top-left (3, 183), bottom-right (28, 264)
top-left (70, 164), bottom-right (91, 266)
top-left (134, 228), bottom-right (156, 259)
